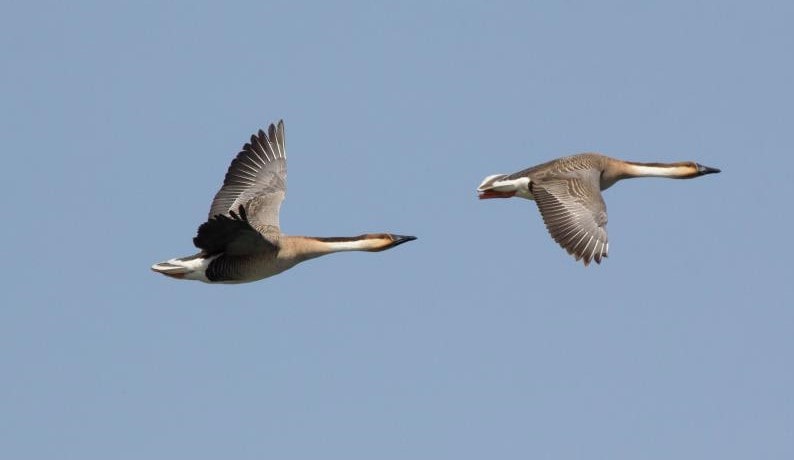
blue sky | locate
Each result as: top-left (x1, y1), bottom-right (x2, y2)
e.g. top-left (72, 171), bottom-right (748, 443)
top-left (2, 1), bottom-right (792, 458)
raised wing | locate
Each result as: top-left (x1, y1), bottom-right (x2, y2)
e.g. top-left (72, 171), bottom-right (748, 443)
top-left (532, 176), bottom-right (609, 266)
top-left (208, 120), bottom-right (286, 234)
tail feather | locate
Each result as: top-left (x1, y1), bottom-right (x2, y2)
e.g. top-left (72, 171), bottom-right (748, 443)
top-left (477, 174), bottom-right (531, 199)
top-left (151, 256), bottom-right (211, 282)
top-left (151, 261), bottom-right (190, 279)
top-left (477, 174), bottom-right (509, 192)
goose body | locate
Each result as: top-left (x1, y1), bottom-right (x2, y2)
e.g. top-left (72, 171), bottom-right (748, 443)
top-left (477, 153), bottom-right (720, 266)
top-left (152, 120), bottom-right (416, 283)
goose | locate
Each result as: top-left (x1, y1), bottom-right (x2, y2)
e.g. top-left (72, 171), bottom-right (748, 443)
top-left (152, 120), bottom-right (416, 283)
top-left (477, 153), bottom-right (720, 266)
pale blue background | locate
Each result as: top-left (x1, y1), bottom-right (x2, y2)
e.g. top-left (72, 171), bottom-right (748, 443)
top-left (2, 1), bottom-right (792, 459)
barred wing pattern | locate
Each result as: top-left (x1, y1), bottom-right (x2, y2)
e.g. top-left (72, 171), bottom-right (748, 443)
top-left (208, 120), bottom-right (286, 234)
top-left (531, 176), bottom-right (609, 265)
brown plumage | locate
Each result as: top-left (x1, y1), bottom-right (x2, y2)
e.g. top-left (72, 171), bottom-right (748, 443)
top-left (477, 153), bottom-right (720, 266)
top-left (152, 120), bottom-right (416, 283)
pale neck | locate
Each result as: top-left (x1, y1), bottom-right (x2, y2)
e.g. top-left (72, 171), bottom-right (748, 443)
top-left (622, 161), bottom-right (697, 178)
top-left (600, 160), bottom-right (699, 189)
top-left (280, 235), bottom-right (385, 260)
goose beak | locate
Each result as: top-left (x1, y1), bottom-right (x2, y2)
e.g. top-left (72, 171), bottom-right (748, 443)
top-left (696, 164), bottom-right (721, 175)
top-left (390, 235), bottom-right (417, 247)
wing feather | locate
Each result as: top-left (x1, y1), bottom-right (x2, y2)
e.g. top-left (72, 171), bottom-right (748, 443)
top-left (193, 205), bottom-right (278, 256)
top-left (532, 175), bottom-right (609, 266)
top-left (208, 120), bottom-right (287, 235)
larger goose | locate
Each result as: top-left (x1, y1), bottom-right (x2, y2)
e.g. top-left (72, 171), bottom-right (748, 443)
top-left (477, 153), bottom-right (720, 266)
top-left (152, 120), bottom-right (416, 283)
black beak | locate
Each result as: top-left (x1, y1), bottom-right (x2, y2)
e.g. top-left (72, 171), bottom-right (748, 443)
top-left (697, 163), bottom-right (721, 175)
top-left (390, 235), bottom-right (417, 247)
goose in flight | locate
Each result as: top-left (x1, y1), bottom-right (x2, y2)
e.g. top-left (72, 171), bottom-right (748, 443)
top-left (477, 153), bottom-right (720, 265)
top-left (152, 120), bottom-right (416, 283)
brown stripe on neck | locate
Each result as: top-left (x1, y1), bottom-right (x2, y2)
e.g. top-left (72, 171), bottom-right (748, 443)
top-left (313, 235), bottom-right (367, 243)
top-left (624, 160), bottom-right (694, 168)
top-left (313, 234), bottom-right (390, 243)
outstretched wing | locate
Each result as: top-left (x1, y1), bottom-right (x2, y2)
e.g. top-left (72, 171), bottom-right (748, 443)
top-left (532, 175), bottom-right (609, 266)
top-left (208, 120), bottom-right (286, 234)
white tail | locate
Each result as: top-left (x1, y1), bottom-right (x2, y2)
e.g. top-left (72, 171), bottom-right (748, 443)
top-left (477, 174), bottom-right (509, 192)
top-left (477, 175), bottom-right (532, 199)
top-left (151, 256), bottom-right (213, 281)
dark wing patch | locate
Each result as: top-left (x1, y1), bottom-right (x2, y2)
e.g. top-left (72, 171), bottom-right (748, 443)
top-left (208, 120), bottom-right (287, 233)
top-left (532, 178), bottom-right (609, 266)
top-left (194, 206), bottom-right (278, 256)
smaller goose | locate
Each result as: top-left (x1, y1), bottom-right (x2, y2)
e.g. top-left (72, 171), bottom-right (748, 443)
top-left (477, 153), bottom-right (720, 266)
top-left (152, 120), bottom-right (416, 283)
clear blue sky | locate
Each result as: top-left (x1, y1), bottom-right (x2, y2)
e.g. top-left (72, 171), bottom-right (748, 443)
top-left (2, 1), bottom-right (792, 458)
